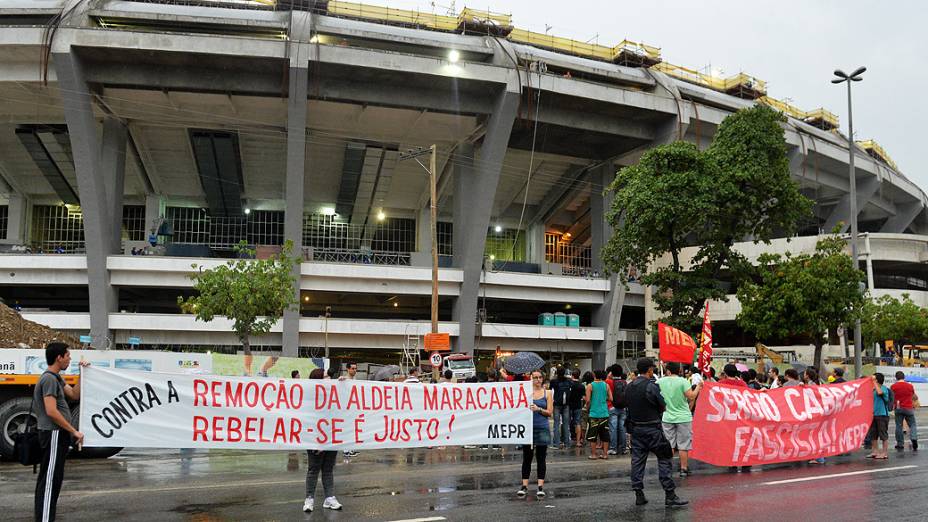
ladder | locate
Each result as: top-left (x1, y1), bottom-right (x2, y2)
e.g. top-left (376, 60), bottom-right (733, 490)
top-left (401, 324), bottom-right (420, 376)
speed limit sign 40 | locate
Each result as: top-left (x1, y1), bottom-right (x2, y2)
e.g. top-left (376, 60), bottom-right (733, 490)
top-left (430, 352), bottom-right (443, 367)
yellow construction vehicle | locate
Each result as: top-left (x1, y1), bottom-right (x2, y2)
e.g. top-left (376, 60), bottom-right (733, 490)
top-left (755, 343), bottom-right (784, 373)
top-left (899, 345), bottom-right (928, 367)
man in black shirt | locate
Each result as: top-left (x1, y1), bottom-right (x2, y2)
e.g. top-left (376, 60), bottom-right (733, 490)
top-left (34, 342), bottom-right (86, 521)
top-left (626, 357), bottom-right (687, 507)
top-left (551, 367), bottom-right (573, 448)
top-left (567, 369), bottom-right (585, 447)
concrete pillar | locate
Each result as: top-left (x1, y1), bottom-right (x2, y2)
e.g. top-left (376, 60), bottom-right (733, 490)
top-left (411, 205), bottom-right (432, 266)
top-left (100, 117), bottom-right (127, 252)
top-left (591, 163), bottom-right (619, 369)
top-left (55, 51), bottom-right (117, 349)
top-left (144, 193), bottom-right (162, 239)
top-left (281, 65), bottom-right (308, 357)
top-left (823, 176), bottom-right (881, 233)
top-left (880, 201), bottom-right (924, 234)
top-left (451, 89), bottom-right (519, 354)
top-left (525, 222), bottom-right (545, 265)
top-left (590, 163), bottom-right (614, 273)
top-left (2, 194), bottom-right (28, 244)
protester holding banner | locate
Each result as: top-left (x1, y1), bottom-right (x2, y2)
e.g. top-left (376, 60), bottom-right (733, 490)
top-left (34, 343), bottom-right (88, 522)
top-left (303, 368), bottom-right (342, 513)
top-left (720, 364), bottom-right (747, 387)
top-left (658, 362), bottom-right (702, 477)
top-left (518, 370), bottom-right (553, 498)
top-left (627, 358), bottom-right (687, 507)
top-left (867, 373), bottom-right (892, 460)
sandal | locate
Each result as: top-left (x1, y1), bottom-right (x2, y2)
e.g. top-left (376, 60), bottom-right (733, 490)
top-left (588, 455), bottom-right (598, 460)
top-left (866, 454), bottom-right (877, 458)
top-left (875, 455), bottom-right (888, 460)
top-left (599, 455), bottom-right (608, 460)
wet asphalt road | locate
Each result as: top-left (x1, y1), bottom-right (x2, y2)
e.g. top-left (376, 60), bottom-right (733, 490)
top-left (4, 414), bottom-right (928, 521)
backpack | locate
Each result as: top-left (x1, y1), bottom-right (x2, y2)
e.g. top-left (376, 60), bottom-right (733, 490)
top-left (884, 386), bottom-right (895, 412)
top-left (612, 379), bottom-right (628, 409)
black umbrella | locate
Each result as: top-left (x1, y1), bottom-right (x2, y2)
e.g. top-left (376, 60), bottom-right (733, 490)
top-left (503, 351), bottom-right (545, 375)
top-left (372, 364), bottom-right (401, 382)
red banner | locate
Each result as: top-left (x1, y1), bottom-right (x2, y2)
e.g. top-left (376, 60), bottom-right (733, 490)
top-left (698, 302), bottom-right (713, 376)
top-left (691, 379), bottom-right (874, 466)
top-left (658, 322), bottom-right (696, 363)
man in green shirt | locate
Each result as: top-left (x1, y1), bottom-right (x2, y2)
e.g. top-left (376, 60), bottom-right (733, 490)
top-left (658, 362), bottom-right (702, 476)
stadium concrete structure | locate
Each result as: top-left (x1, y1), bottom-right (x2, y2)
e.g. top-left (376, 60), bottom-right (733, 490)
top-left (0, 0), bottom-right (926, 366)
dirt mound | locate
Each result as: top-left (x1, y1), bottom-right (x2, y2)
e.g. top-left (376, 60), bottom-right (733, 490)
top-left (0, 302), bottom-right (80, 348)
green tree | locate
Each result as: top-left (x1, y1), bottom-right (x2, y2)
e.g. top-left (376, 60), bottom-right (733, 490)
top-left (178, 241), bottom-right (299, 355)
top-left (603, 104), bottom-right (812, 333)
top-left (736, 236), bottom-right (866, 369)
top-left (860, 294), bottom-right (928, 353)
top-left (602, 141), bottom-right (718, 333)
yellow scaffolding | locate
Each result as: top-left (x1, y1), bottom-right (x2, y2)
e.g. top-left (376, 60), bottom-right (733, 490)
top-left (457, 7), bottom-right (513, 36)
top-left (757, 96), bottom-right (839, 130)
top-left (857, 140), bottom-right (899, 171)
top-left (327, 1), bottom-right (460, 31)
top-left (652, 63), bottom-right (766, 99)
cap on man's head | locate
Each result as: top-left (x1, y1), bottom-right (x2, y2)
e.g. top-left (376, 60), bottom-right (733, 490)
top-left (636, 357), bottom-right (655, 374)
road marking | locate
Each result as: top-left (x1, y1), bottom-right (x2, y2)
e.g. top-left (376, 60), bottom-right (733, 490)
top-left (386, 518), bottom-right (447, 522)
top-left (761, 465), bottom-right (917, 485)
top-left (63, 479), bottom-right (304, 497)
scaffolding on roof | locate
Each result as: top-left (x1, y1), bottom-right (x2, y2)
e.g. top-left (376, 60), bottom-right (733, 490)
top-left (857, 140), bottom-right (899, 171)
top-left (757, 97), bottom-right (839, 131)
top-left (652, 63), bottom-right (766, 99)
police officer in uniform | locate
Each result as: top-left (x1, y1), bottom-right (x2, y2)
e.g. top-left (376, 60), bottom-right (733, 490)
top-left (625, 357), bottom-right (688, 507)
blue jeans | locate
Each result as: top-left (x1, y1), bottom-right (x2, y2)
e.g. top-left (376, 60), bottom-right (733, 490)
top-left (895, 409), bottom-right (918, 446)
top-left (552, 404), bottom-right (571, 446)
top-left (609, 408), bottom-right (627, 452)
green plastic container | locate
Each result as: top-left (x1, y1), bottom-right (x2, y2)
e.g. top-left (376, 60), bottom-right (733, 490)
top-left (568, 313), bottom-right (580, 327)
top-left (538, 313), bottom-right (555, 326)
top-left (554, 312), bottom-right (567, 327)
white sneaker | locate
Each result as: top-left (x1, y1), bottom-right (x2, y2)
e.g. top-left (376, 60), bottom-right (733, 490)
top-left (302, 497), bottom-right (313, 512)
top-left (323, 496), bottom-right (343, 510)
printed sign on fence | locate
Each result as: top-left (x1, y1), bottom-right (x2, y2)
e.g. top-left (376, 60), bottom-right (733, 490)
top-left (80, 367), bottom-right (532, 450)
top-left (690, 378), bottom-right (874, 466)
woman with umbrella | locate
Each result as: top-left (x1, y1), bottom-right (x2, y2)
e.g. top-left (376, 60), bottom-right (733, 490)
top-left (505, 351), bottom-right (553, 498)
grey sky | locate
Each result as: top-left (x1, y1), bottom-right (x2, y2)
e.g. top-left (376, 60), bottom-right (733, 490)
top-left (363, 0), bottom-right (927, 190)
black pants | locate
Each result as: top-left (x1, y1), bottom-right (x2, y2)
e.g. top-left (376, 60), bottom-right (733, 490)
top-left (35, 429), bottom-right (71, 522)
top-left (305, 450), bottom-right (337, 499)
top-left (630, 424), bottom-right (675, 492)
top-left (521, 444), bottom-right (547, 481)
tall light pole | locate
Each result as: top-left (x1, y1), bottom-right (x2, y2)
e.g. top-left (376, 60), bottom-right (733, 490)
top-left (832, 66), bottom-right (866, 378)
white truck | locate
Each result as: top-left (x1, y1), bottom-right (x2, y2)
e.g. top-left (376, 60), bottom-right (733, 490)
top-left (442, 354), bottom-right (477, 380)
top-left (0, 348), bottom-right (213, 460)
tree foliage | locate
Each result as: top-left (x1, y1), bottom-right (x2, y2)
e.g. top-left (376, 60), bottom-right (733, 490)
top-left (603, 104), bottom-right (813, 334)
top-left (736, 236), bottom-right (866, 369)
top-left (178, 241), bottom-right (299, 354)
top-left (860, 294), bottom-right (928, 351)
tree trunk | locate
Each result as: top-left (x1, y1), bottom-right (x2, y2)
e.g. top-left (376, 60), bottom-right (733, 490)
top-left (813, 338), bottom-right (824, 371)
top-left (240, 334), bottom-right (251, 356)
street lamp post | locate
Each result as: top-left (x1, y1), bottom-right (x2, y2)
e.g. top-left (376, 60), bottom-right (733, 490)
top-left (832, 66), bottom-right (866, 378)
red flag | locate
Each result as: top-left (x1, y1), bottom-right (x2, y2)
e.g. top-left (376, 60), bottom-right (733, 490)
top-left (658, 322), bottom-right (696, 363)
top-left (698, 301), bottom-right (713, 376)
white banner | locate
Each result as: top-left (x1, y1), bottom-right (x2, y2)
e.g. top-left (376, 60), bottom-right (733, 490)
top-left (80, 367), bottom-right (533, 450)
